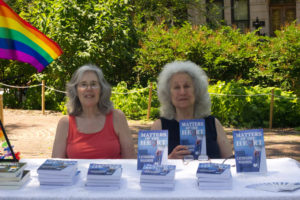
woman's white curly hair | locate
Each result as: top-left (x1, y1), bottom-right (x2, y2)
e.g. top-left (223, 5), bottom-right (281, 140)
top-left (157, 60), bottom-right (211, 119)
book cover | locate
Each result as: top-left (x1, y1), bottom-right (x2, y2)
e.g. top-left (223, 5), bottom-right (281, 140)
top-left (179, 119), bottom-right (207, 160)
top-left (196, 163), bottom-right (231, 179)
top-left (233, 129), bottom-right (267, 173)
top-left (0, 162), bottom-right (26, 178)
top-left (137, 130), bottom-right (168, 170)
top-left (0, 119), bottom-right (18, 162)
top-left (141, 164), bottom-right (176, 180)
top-left (37, 159), bottom-right (78, 175)
top-left (87, 164), bottom-right (122, 180)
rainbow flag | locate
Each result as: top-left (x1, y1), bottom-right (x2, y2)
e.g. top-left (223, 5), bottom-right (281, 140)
top-left (0, 0), bottom-right (62, 72)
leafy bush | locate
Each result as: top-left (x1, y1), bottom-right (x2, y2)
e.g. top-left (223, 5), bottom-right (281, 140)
top-left (209, 81), bottom-right (300, 128)
top-left (111, 81), bottom-right (159, 120)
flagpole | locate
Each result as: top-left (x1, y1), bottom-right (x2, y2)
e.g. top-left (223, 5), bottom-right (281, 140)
top-left (0, 88), bottom-right (4, 125)
top-left (42, 80), bottom-right (45, 115)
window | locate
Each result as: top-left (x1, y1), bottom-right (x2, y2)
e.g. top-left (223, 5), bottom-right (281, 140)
top-left (231, 0), bottom-right (249, 32)
top-left (206, 0), bottom-right (224, 28)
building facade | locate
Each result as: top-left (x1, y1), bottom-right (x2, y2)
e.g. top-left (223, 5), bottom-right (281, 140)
top-left (188, 0), bottom-right (300, 36)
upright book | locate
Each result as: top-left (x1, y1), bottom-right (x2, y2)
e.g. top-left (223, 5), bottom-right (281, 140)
top-left (0, 119), bottom-right (18, 162)
top-left (180, 119), bottom-right (208, 160)
top-left (137, 130), bottom-right (168, 170)
top-left (233, 129), bottom-right (267, 173)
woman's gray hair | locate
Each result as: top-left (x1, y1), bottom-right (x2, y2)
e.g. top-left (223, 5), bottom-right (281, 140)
top-left (66, 64), bottom-right (113, 116)
top-left (157, 60), bottom-right (211, 119)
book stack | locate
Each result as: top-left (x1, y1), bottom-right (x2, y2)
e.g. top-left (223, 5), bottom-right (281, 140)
top-left (0, 162), bottom-right (30, 189)
top-left (140, 164), bottom-right (176, 190)
top-left (85, 163), bottom-right (122, 190)
top-left (196, 163), bottom-right (232, 190)
top-left (37, 159), bottom-right (78, 186)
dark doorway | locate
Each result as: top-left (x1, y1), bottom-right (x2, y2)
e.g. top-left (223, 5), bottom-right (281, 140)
top-left (270, 0), bottom-right (296, 36)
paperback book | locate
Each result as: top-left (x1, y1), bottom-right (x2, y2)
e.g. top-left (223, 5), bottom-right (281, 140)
top-left (137, 130), bottom-right (168, 170)
top-left (140, 164), bottom-right (176, 190)
top-left (0, 162), bottom-right (27, 178)
top-left (141, 164), bottom-right (176, 181)
top-left (179, 119), bottom-right (208, 160)
top-left (37, 159), bottom-right (78, 175)
top-left (196, 163), bottom-right (231, 179)
top-left (38, 171), bottom-right (80, 186)
top-left (233, 129), bottom-right (267, 173)
top-left (85, 163), bottom-right (122, 189)
top-left (87, 163), bottom-right (122, 180)
top-left (0, 170), bottom-right (30, 189)
top-left (196, 162), bottom-right (232, 190)
top-left (37, 159), bottom-right (78, 186)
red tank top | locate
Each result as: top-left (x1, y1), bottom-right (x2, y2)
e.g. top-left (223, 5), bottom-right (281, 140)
top-left (66, 112), bottom-right (121, 159)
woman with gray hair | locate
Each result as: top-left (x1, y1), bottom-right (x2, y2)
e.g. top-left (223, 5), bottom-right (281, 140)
top-left (151, 61), bottom-right (232, 159)
top-left (52, 64), bottom-right (135, 159)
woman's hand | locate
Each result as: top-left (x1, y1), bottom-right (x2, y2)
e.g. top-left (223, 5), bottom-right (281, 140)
top-left (168, 145), bottom-right (190, 159)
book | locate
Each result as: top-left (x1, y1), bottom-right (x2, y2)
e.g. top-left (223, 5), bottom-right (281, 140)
top-left (196, 163), bottom-right (231, 179)
top-left (140, 164), bottom-right (176, 191)
top-left (37, 159), bottom-right (78, 176)
top-left (179, 119), bottom-right (208, 160)
top-left (140, 181), bottom-right (175, 189)
top-left (85, 164), bottom-right (122, 189)
top-left (86, 164), bottom-right (122, 180)
top-left (196, 162), bottom-right (232, 190)
top-left (140, 164), bottom-right (176, 181)
top-left (137, 130), bottom-right (168, 170)
top-left (0, 170), bottom-right (30, 187)
top-left (0, 119), bottom-right (18, 162)
top-left (233, 129), bottom-right (267, 173)
top-left (38, 171), bottom-right (80, 186)
top-left (0, 162), bottom-right (27, 178)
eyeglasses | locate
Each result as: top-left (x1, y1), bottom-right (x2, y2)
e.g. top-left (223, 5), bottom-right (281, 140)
top-left (77, 81), bottom-right (100, 89)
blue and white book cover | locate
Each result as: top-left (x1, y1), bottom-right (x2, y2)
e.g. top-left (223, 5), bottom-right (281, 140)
top-left (196, 163), bottom-right (231, 179)
top-left (37, 159), bottom-right (78, 175)
top-left (87, 164), bottom-right (122, 177)
top-left (233, 129), bottom-right (267, 173)
top-left (141, 164), bottom-right (176, 176)
top-left (137, 130), bottom-right (168, 170)
top-left (179, 119), bottom-right (207, 160)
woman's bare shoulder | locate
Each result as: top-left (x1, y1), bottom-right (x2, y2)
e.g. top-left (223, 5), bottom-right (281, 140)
top-left (112, 109), bottom-right (126, 120)
top-left (57, 115), bottom-right (69, 128)
top-left (151, 119), bottom-right (162, 130)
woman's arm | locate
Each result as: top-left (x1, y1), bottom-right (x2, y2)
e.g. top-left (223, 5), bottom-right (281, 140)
top-left (215, 118), bottom-right (233, 158)
top-left (113, 109), bottom-right (136, 158)
top-left (52, 116), bottom-right (69, 158)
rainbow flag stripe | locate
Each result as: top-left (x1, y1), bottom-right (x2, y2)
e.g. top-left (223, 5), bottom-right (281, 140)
top-left (0, 1), bottom-right (62, 72)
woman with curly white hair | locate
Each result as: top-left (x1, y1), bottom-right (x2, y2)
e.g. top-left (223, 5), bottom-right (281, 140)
top-left (151, 61), bottom-right (232, 159)
top-left (52, 64), bottom-right (135, 159)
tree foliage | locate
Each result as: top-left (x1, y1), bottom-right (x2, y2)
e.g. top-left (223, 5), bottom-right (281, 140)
top-left (0, 0), bottom-right (299, 128)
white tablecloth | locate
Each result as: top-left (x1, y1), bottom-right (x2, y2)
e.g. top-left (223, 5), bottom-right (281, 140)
top-left (0, 158), bottom-right (299, 200)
